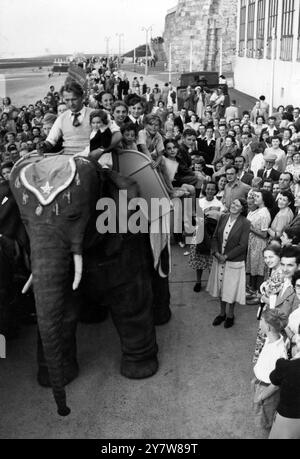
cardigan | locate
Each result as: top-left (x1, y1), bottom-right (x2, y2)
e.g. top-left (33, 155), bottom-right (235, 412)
top-left (211, 213), bottom-right (250, 262)
top-left (270, 358), bottom-right (300, 418)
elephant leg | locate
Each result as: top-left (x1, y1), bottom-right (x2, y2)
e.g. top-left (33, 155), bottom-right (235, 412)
top-left (152, 270), bottom-right (172, 326)
top-left (37, 291), bottom-right (79, 388)
top-left (108, 271), bottom-right (158, 379)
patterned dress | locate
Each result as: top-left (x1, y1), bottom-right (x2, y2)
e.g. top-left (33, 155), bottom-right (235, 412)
top-left (189, 197), bottom-right (225, 271)
top-left (246, 207), bottom-right (271, 277)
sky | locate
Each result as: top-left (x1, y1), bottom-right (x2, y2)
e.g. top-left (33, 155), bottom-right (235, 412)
top-left (0, 0), bottom-right (177, 58)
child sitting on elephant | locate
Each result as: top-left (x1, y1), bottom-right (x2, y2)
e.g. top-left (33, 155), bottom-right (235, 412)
top-left (137, 114), bottom-right (174, 196)
top-left (89, 110), bottom-right (113, 169)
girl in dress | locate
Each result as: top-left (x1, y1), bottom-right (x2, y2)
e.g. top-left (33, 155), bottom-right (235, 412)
top-left (189, 182), bottom-right (225, 292)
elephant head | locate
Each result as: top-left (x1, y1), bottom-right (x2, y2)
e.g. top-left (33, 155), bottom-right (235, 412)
top-left (10, 154), bottom-right (99, 416)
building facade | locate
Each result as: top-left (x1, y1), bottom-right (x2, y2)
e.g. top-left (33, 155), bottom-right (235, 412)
top-left (235, 0), bottom-right (300, 107)
top-left (163, 0), bottom-right (237, 74)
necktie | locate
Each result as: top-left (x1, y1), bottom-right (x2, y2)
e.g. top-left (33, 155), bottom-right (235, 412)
top-left (72, 112), bottom-right (81, 127)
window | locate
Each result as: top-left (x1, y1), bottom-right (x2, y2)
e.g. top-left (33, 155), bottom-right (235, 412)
top-left (267, 0), bottom-right (278, 58)
top-left (247, 1), bottom-right (256, 57)
top-left (297, 3), bottom-right (300, 60)
top-left (280, 0), bottom-right (295, 61)
top-left (255, 0), bottom-right (266, 59)
top-left (239, 0), bottom-right (247, 56)
top-left (256, 0), bottom-right (266, 58)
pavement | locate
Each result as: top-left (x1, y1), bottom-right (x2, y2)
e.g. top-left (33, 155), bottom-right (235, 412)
top-left (0, 245), bottom-right (266, 439)
top-left (0, 68), bottom-right (265, 439)
top-left (124, 68), bottom-right (257, 115)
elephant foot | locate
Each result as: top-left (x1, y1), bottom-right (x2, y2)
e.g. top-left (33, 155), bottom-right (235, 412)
top-left (58, 406), bottom-right (71, 417)
top-left (37, 363), bottom-right (79, 388)
top-left (153, 305), bottom-right (172, 326)
top-left (121, 356), bottom-right (158, 379)
top-left (80, 305), bottom-right (109, 324)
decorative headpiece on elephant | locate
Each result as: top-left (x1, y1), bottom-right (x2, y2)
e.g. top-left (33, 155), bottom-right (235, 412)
top-left (10, 154), bottom-right (161, 416)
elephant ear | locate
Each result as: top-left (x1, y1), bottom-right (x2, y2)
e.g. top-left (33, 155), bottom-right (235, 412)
top-left (19, 156), bottom-right (78, 206)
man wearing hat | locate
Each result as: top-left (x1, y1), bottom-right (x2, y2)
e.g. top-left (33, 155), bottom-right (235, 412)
top-left (257, 151), bottom-right (281, 182)
top-left (264, 136), bottom-right (286, 172)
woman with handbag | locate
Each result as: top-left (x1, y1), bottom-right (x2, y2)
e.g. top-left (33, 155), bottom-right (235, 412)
top-left (189, 182), bottom-right (225, 292)
top-left (206, 198), bottom-right (250, 328)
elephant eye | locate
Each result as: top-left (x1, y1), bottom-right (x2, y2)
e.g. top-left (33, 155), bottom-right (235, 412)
top-left (65, 213), bottom-right (81, 221)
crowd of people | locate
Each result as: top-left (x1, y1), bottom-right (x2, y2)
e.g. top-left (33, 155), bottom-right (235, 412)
top-left (1, 60), bottom-right (300, 438)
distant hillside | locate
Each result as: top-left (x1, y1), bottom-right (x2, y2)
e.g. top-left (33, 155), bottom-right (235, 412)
top-left (122, 45), bottom-right (149, 58)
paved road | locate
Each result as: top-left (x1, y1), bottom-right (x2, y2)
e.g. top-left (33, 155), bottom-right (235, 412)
top-left (0, 246), bottom-right (265, 439)
top-left (124, 68), bottom-right (257, 114)
top-left (0, 68), bottom-right (264, 439)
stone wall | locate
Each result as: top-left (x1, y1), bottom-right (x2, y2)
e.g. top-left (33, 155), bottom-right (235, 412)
top-left (163, 0), bottom-right (237, 74)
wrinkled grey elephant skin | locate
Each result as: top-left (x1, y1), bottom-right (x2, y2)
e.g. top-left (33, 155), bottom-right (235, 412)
top-left (10, 156), bottom-right (158, 417)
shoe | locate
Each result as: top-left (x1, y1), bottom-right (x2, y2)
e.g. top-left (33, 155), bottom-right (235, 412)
top-left (193, 283), bottom-right (202, 292)
top-left (212, 314), bottom-right (226, 326)
top-left (224, 316), bottom-right (235, 328)
top-left (178, 242), bottom-right (185, 248)
top-left (184, 251), bottom-right (190, 256)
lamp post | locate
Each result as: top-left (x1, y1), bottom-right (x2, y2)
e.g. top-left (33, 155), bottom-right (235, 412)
top-left (270, 27), bottom-right (276, 117)
top-left (168, 43), bottom-right (172, 83)
top-left (105, 36), bottom-right (111, 60)
top-left (142, 26), bottom-right (152, 76)
top-left (116, 33), bottom-right (124, 69)
top-left (189, 35), bottom-right (194, 72)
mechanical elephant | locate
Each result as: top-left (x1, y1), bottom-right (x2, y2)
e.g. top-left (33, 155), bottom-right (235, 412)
top-left (10, 154), bottom-right (163, 416)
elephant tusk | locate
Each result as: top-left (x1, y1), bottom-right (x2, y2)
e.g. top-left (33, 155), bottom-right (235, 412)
top-left (72, 254), bottom-right (83, 291)
top-left (22, 274), bottom-right (33, 294)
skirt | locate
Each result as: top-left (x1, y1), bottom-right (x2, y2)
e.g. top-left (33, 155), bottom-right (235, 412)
top-left (206, 258), bottom-right (246, 305)
top-left (269, 413), bottom-right (300, 439)
top-left (188, 242), bottom-right (212, 271)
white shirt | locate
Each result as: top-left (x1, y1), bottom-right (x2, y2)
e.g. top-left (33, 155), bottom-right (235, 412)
top-left (250, 153), bottom-right (265, 177)
top-left (254, 335), bottom-right (287, 383)
top-left (199, 197), bottom-right (225, 221)
top-left (287, 307), bottom-right (300, 336)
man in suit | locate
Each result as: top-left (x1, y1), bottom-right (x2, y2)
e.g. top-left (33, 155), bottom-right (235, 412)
top-left (212, 124), bottom-right (227, 164)
top-left (174, 108), bottom-right (188, 133)
top-left (234, 155), bottom-right (253, 185)
top-left (257, 151), bottom-right (281, 181)
top-left (268, 246), bottom-right (300, 317)
top-left (197, 126), bottom-right (216, 165)
top-left (240, 133), bottom-right (254, 168)
top-left (286, 191), bottom-right (300, 232)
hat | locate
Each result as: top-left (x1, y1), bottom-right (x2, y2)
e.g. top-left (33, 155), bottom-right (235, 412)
top-left (264, 151), bottom-right (277, 162)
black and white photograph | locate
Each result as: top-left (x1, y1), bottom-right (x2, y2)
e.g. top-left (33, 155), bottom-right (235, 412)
top-left (1, 0), bottom-right (300, 442)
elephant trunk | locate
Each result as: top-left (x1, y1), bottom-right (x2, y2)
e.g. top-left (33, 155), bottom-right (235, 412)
top-left (30, 232), bottom-right (76, 416)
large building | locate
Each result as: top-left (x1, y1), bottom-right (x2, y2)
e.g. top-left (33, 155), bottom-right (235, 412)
top-left (163, 0), bottom-right (237, 74)
top-left (235, 0), bottom-right (300, 107)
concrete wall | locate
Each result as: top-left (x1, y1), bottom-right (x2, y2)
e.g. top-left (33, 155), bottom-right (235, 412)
top-left (163, 0), bottom-right (237, 74)
top-left (235, 57), bottom-right (300, 108)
